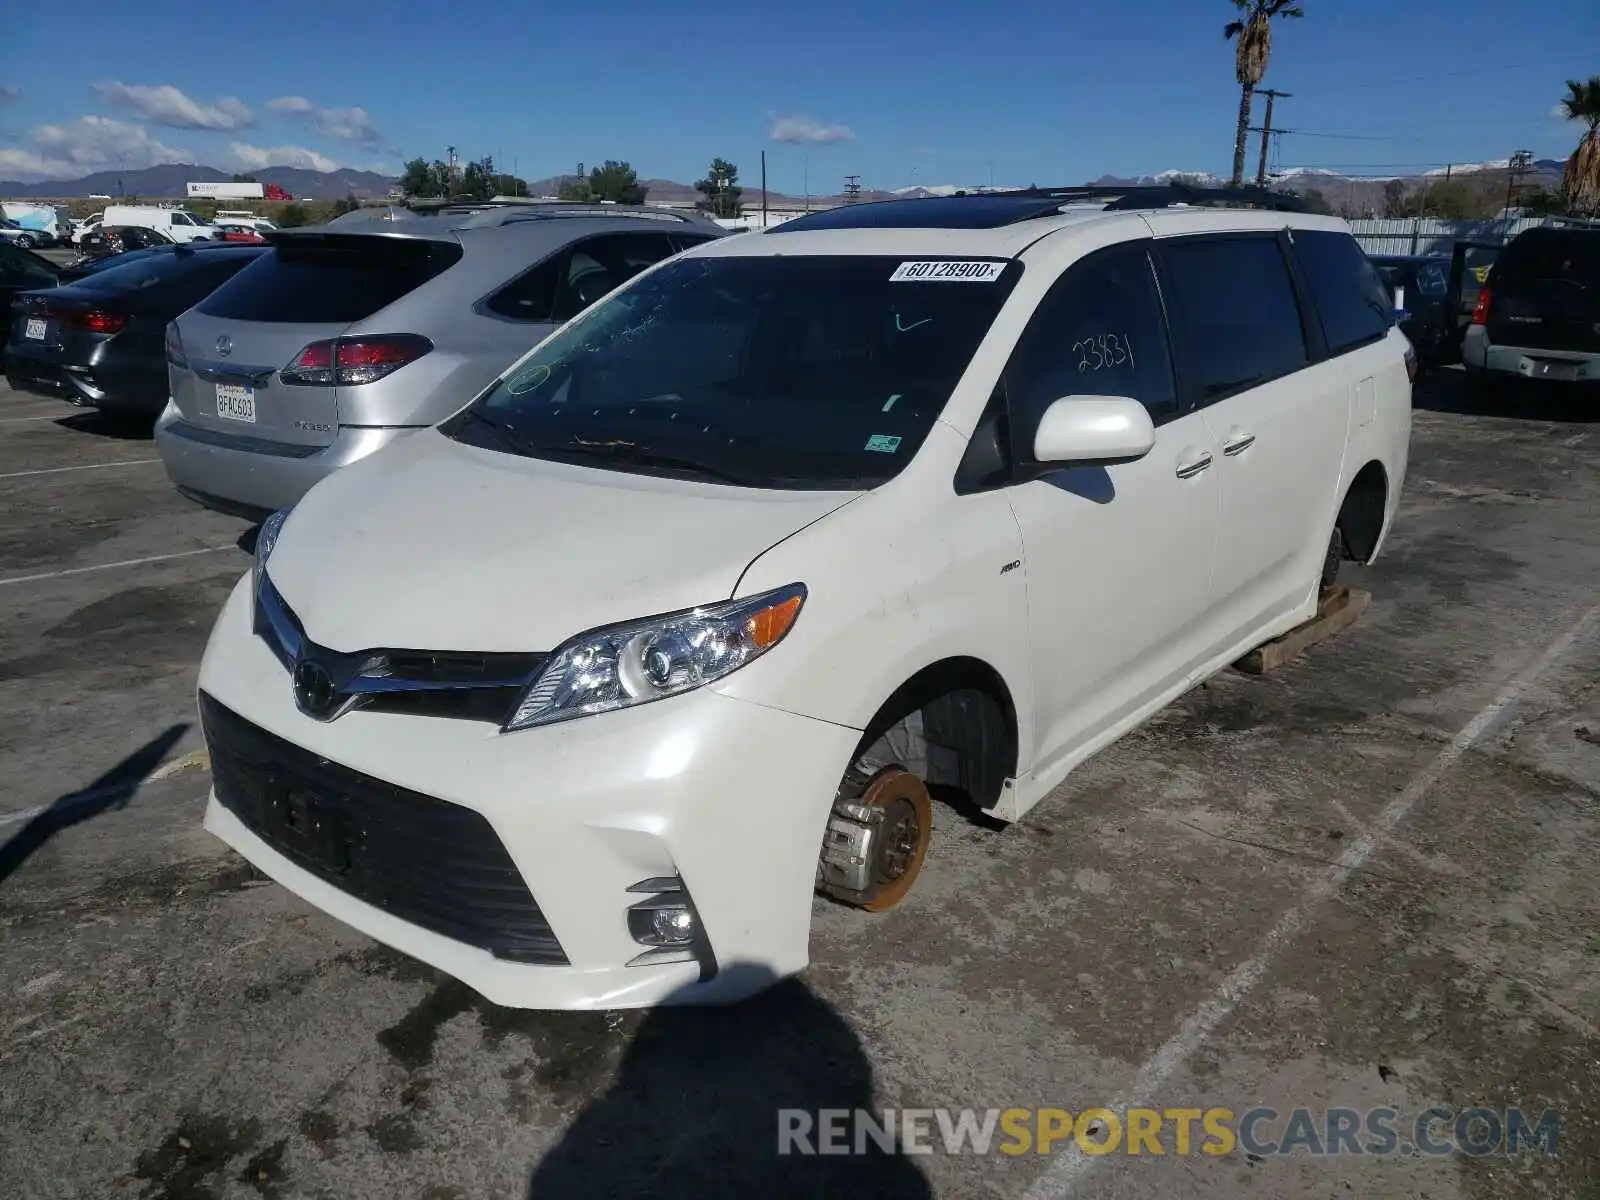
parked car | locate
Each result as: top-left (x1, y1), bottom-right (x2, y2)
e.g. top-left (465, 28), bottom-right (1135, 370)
top-left (212, 222), bottom-right (268, 244)
top-left (58, 242), bottom-right (185, 284)
top-left (72, 212), bottom-right (104, 245)
top-left (157, 205), bottom-right (725, 514)
top-left (213, 212), bottom-right (279, 235)
top-left (1369, 254), bottom-right (1453, 365)
top-left (0, 219), bottom-right (44, 250)
top-left (0, 240), bottom-right (61, 316)
top-left (99, 205), bottom-right (215, 244)
top-left (0, 201), bottom-right (65, 246)
top-left (193, 191), bottom-right (1412, 1009)
top-left (6, 244), bottom-right (266, 416)
top-left (73, 224), bottom-right (177, 264)
top-left (1462, 225), bottom-right (1600, 396)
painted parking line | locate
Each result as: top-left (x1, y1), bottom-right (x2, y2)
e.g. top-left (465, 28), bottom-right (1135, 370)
top-left (0, 546), bottom-right (235, 588)
top-left (0, 749), bottom-right (211, 829)
top-left (0, 414), bottom-right (73, 425)
top-left (0, 458), bottom-right (161, 481)
top-left (1023, 598), bottom-right (1600, 1200)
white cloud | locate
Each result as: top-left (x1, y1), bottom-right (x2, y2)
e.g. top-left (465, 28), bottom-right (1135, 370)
top-left (768, 115), bottom-right (855, 144)
top-left (267, 95), bottom-right (381, 144)
top-left (227, 141), bottom-right (340, 173)
top-left (0, 85), bottom-right (21, 103)
top-left (0, 147), bottom-right (78, 179)
top-left (91, 81), bottom-right (253, 130)
top-left (32, 115), bottom-right (194, 168)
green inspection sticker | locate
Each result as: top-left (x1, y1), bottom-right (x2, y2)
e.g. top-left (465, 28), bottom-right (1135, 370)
top-left (865, 434), bottom-right (903, 453)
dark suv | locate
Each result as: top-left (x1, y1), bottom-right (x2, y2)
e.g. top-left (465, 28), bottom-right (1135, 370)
top-left (1461, 226), bottom-right (1599, 398)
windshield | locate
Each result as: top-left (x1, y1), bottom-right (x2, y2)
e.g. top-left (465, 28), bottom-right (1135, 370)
top-left (444, 254), bottom-right (1021, 489)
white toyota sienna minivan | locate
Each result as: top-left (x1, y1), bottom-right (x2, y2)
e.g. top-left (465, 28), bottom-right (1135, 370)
top-left (196, 188), bottom-right (1412, 1009)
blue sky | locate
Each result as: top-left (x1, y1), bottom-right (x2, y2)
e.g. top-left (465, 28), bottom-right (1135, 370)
top-left (2, 0), bottom-right (1596, 190)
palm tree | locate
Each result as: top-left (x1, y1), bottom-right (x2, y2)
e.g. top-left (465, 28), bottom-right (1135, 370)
top-left (1224, 0), bottom-right (1304, 186)
top-left (1558, 76), bottom-right (1600, 214)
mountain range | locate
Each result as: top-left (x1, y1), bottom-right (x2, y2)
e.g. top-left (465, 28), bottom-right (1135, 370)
top-left (2, 158), bottom-right (1570, 211)
top-left (0, 163), bottom-right (399, 201)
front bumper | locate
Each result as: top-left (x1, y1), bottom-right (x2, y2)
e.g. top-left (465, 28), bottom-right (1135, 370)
top-left (156, 403), bottom-right (422, 513)
top-left (197, 574), bottom-right (859, 1009)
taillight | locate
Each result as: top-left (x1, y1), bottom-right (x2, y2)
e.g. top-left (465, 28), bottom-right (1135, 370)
top-left (165, 322), bottom-right (187, 368)
top-left (48, 306), bottom-right (127, 334)
top-left (280, 335), bottom-right (432, 386)
top-left (1471, 286), bottom-right (1491, 326)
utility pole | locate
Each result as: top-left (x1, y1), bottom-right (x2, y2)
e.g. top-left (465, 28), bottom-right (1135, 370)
top-left (760, 150), bottom-right (768, 229)
top-left (1504, 149), bottom-right (1533, 219)
top-left (1254, 89), bottom-right (1291, 186)
top-left (446, 145), bottom-right (458, 195)
top-left (843, 175), bottom-right (862, 204)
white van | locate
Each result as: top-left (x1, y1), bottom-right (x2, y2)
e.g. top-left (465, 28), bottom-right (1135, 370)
top-left (195, 190), bottom-right (1413, 1009)
top-left (101, 205), bottom-right (215, 243)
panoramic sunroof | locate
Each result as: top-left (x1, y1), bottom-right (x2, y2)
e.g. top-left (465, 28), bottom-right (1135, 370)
top-left (769, 195), bottom-right (1073, 232)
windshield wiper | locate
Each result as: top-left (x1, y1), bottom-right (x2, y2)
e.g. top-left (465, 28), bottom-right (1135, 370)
top-left (536, 438), bottom-right (751, 486)
top-left (459, 408), bottom-right (531, 454)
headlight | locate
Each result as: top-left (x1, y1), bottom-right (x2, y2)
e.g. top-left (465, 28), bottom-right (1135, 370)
top-left (504, 583), bottom-right (806, 732)
top-left (253, 507), bottom-right (290, 594)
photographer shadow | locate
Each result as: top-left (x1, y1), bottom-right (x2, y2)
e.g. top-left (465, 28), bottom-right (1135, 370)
top-left (528, 965), bottom-right (932, 1199)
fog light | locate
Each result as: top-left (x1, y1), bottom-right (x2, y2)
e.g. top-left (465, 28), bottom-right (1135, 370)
top-left (627, 897), bottom-right (696, 947)
top-left (623, 874), bottom-right (717, 981)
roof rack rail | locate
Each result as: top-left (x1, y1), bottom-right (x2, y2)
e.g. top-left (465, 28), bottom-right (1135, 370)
top-left (983, 182), bottom-right (1308, 213)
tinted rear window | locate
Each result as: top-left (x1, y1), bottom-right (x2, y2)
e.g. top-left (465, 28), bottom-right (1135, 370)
top-left (1157, 236), bottom-right (1309, 400)
top-left (1495, 231), bottom-right (1600, 283)
top-left (196, 236), bottom-right (463, 323)
top-left (1291, 229), bottom-right (1393, 354)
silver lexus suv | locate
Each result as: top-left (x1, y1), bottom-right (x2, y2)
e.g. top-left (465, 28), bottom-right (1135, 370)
top-left (155, 205), bottom-right (724, 514)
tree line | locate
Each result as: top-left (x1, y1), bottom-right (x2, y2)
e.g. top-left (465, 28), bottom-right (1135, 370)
top-left (397, 153), bottom-right (748, 217)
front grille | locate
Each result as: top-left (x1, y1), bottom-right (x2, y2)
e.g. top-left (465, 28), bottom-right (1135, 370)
top-left (201, 692), bottom-right (567, 964)
top-left (255, 578), bottom-right (546, 725)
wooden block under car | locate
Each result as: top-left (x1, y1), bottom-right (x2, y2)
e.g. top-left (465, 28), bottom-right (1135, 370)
top-left (1233, 586), bottom-right (1372, 676)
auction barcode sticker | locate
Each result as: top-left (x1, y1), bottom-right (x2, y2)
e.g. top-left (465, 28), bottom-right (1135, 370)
top-left (890, 260), bottom-right (1006, 283)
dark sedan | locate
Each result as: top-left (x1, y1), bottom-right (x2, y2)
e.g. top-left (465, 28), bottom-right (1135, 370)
top-left (0, 240), bottom-right (61, 314)
top-left (6, 244), bottom-right (266, 417)
top-left (1369, 254), bottom-right (1453, 366)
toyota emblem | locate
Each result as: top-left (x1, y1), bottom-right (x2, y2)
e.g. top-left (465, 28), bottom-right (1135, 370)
top-left (293, 659), bottom-right (338, 718)
top-left (216, 334), bottom-right (233, 357)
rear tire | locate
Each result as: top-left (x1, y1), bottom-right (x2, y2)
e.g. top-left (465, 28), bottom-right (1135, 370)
top-left (15, 234), bottom-right (36, 249)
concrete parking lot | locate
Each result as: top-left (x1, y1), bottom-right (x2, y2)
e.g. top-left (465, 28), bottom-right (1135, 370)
top-left (1, 372), bottom-right (1597, 1200)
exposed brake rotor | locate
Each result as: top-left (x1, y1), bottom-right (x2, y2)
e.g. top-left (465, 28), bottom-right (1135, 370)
top-left (816, 766), bottom-right (934, 912)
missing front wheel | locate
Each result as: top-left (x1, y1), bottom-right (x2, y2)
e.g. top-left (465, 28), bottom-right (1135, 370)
top-left (816, 766), bottom-right (933, 912)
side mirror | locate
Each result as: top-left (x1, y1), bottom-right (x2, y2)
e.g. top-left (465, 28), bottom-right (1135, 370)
top-left (1032, 396), bottom-right (1156, 467)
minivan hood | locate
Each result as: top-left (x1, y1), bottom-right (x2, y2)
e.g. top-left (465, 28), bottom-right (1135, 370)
top-left (265, 429), bottom-right (858, 653)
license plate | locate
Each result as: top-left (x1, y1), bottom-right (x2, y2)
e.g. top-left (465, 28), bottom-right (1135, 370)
top-left (1526, 360), bottom-right (1578, 381)
top-left (216, 382), bottom-right (256, 422)
top-left (24, 318), bottom-right (46, 341)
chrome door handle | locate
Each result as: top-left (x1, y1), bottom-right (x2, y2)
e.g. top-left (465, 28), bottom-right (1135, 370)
top-left (1223, 434), bottom-right (1256, 456)
top-left (1175, 454), bottom-right (1213, 479)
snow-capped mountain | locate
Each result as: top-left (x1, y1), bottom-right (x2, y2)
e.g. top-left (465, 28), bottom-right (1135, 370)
top-left (1423, 158), bottom-right (1562, 177)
